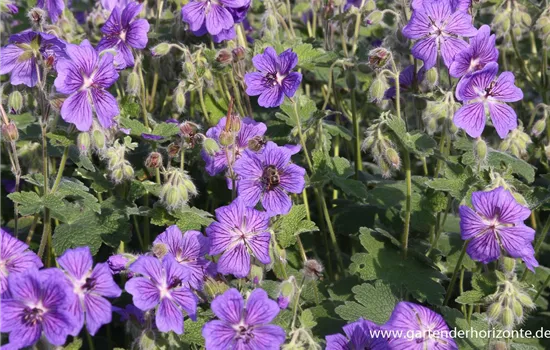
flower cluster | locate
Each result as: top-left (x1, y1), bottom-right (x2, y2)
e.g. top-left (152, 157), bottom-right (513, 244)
top-left (326, 302), bottom-right (457, 350)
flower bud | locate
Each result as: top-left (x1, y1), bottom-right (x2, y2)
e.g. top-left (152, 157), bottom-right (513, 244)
top-left (367, 47), bottom-right (391, 69)
top-left (364, 0), bottom-right (376, 11)
top-left (368, 77), bottom-right (388, 102)
top-left (126, 71), bottom-right (140, 96)
top-left (27, 7), bottom-right (45, 27)
top-left (145, 152), bottom-right (163, 168)
top-left (203, 137), bottom-right (221, 155)
top-left (366, 10), bottom-right (383, 25)
top-left (232, 47), bottom-right (246, 61)
top-left (182, 177), bottom-right (198, 196)
top-left (216, 49), bottom-right (233, 65)
top-left (230, 115), bottom-right (242, 132)
top-left (501, 257), bottom-right (516, 275)
top-left (277, 295), bottom-right (290, 309)
top-left (522, 13), bottom-right (532, 27)
top-left (502, 307), bottom-right (514, 329)
top-left (7, 91), bottom-right (23, 114)
top-left (219, 130), bottom-right (235, 146)
top-left (248, 264), bottom-right (264, 284)
top-left (491, 341), bottom-right (508, 350)
top-left (475, 138), bottom-right (487, 161)
top-left (180, 121), bottom-right (199, 137)
top-left (516, 292), bottom-right (535, 308)
top-left (108, 254), bottom-right (129, 274)
top-left (531, 118), bottom-right (546, 137)
top-left (174, 88), bottom-right (187, 113)
top-left (111, 168), bottom-right (125, 183)
top-left (277, 277), bottom-right (296, 309)
top-left (512, 299), bottom-right (523, 320)
top-left (167, 142), bottom-right (181, 158)
top-left (77, 132), bottom-right (91, 155)
top-left (122, 163), bottom-right (134, 179)
top-left (303, 259), bottom-right (324, 280)
top-left (151, 42), bottom-right (170, 57)
top-left (384, 147), bottom-right (401, 170)
top-left (92, 129), bottom-right (106, 150)
top-left (345, 70), bottom-right (357, 89)
top-left (487, 302), bottom-right (502, 321)
top-left (425, 67), bottom-right (439, 87)
top-left (1, 122), bottom-right (18, 142)
top-left (165, 187), bottom-right (181, 208)
top-left (266, 14), bottom-right (278, 33)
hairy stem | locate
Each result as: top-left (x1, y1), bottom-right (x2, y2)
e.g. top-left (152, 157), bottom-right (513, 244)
top-left (444, 241), bottom-right (469, 306)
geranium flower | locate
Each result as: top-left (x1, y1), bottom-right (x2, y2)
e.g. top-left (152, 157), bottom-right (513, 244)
top-left (125, 255), bottom-right (198, 334)
top-left (459, 187), bottom-right (538, 271)
top-left (453, 62), bottom-right (523, 138)
top-left (326, 318), bottom-right (389, 350)
top-left (206, 201), bottom-right (270, 278)
top-left (402, 0), bottom-right (477, 70)
top-left (54, 40), bottom-right (120, 132)
top-left (233, 141), bottom-right (306, 216)
top-left (97, 2), bottom-right (150, 69)
top-left (37, 0), bottom-right (64, 23)
top-left (450, 25), bottom-right (499, 78)
top-left (181, 0), bottom-right (248, 36)
top-left (57, 247), bottom-right (122, 335)
top-left (202, 288), bottom-right (286, 350)
top-left (244, 47), bottom-right (302, 108)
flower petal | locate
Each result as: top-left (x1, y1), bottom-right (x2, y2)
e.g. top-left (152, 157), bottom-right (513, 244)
top-left (490, 72), bottom-right (523, 102)
top-left (262, 186), bottom-right (292, 216)
top-left (488, 102), bottom-right (517, 139)
top-left (278, 49), bottom-right (298, 75)
top-left (252, 47), bottom-right (278, 74)
top-left (57, 246), bottom-right (93, 280)
top-left (42, 310), bottom-right (73, 346)
top-left (181, 1), bottom-right (206, 32)
top-left (91, 88), bottom-right (119, 129)
top-left (126, 19), bottom-right (150, 49)
top-left (205, 4), bottom-right (233, 35)
top-left (218, 243), bottom-right (251, 278)
top-left (125, 277), bottom-right (161, 311)
top-left (248, 324), bottom-right (287, 350)
top-left (245, 288), bottom-right (280, 325)
top-left (202, 320), bottom-right (236, 350)
top-left (453, 102), bottom-right (486, 138)
top-left (171, 287), bottom-right (198, 320)
top-left (156, 298), bottom-right (184, 334)
top-left (281, 72), bottom-right (302, 98)
top-left (411, 37), bottom-right (437, 70)
top-left (258, 84), bottom-right (285, 107)
top-left (246, 231), bottom-right (271, 265)
top-left (211, 288), bottom-right (243, 324)
top-left (244, 72), bottom-right (268, 96)
top-left (84, 294), bottom-right (112, 335)
top-left (61, 90), bottom-right (93, 132)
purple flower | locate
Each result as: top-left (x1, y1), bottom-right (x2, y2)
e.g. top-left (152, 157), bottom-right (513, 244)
top-left (3, 1), bottom-right (18, 14)
top-left (107, 254), bottom-right (129, 274)
top-left (412, 0), bottom-right (471, 12)
top-left (152, 226), bottom-right (211, 290)
top-left (450, 25), bottom-right (499, 78)
top-left (382, 302), bottom-right (457, 350)
top-left (202, 288), bottom-right (286, 350)
top-left (233, 141), bottom-right (306, 216)
top-left (2, 179), bottom-right (17, 193)
top-left (54, 40), bottom-right (120, 132)
top-left (181, 0), bottom-right (247, 36)
top-left (326, 318), bottom-right (389, 350)
top-left (101, 0), bottom-right (131, 12)
top-left (459, 187), bottom-right (538, 271)
top-left (57, 247), bottom-right (122, 335)
top-left (113, 304), bottom-right (145, 325)
top-left (277, 295), bottom-right (290, 309)
top-left (206, 201), bottom-right (270, 278)
top-left (402, 0), bottom-right (477, 70)
top-left (37, 0), bottom-right (64, 22)
top-left (453, 62), bottom-right (523, 139)
top-left (125, 254), bottom-right (198, 334)
top-left (0, 228), bottom-right (43, 295)
top-left (97, 2), bottom-right (150, 70)
top-left (187, 0), bottom-right (251, 42)
top-left (141, 133), bottom-right (164, 141)
top-left (0, 269), bottom-right (75, 349)
top-left (384, 65), bottom-right (425, 99)
top-left (202, 116), bottom-right (267, 176)
top-left (244, 47), bottom-right (302, 108)
top-left (0, 31), bottom-right (67, 87)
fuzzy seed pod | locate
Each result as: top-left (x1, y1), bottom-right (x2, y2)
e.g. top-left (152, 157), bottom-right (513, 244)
top-left (368, 76), bottom-right (388, 103)
top-left (92, 129), bottom-right (106, 151)
top-left (531, 119), bottom-right (546, 137)
top-left (7, 91), bottom-right (23, 114)
top-left (501, 307), bottom-right (514, 329)
top-left (126, 71), bottom-right (140, 96)
top-left (367, 47), bottom-right (391, 69)
top-left (219, 130), bottom-right (235, 146)
top-left (174, 88), bottom-right (187, 113)
top-left (1, 122), bottom-right (18, 142)
top-left (77, 132), bottom-right (91, 156)
top-left (475, 138), bottom-right (488, 162)
top-left (216, 49), bottom-right (233, 65)
top-left (303, 259), bottom-right (324, 280)
top-left (151, 42), bottom-right (170, 57)
top-left (145, 152), bottom-right (163, 169)
top-left (366, 10), bottom-right (383, 25)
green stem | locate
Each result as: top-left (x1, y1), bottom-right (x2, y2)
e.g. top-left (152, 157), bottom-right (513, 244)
top-left (180, 149), bottom-right (185, 171)
top-left (51, 147), bottom-right (69, 193)
top-left (350, 0), bottom-right (365, 56)
top-left (132, 215), bottom-right (145, 250)
top-left (509, 27), bottom-right (537, 86)
top-left (533, 215), bottom-right (550, 256)
top-left (444, 241), bottom-right (469, 306)
top-left (402, 150), bottom-right (412, 259)
top-left (351, 91), bottom-right (362, 179)
top-left (534, 275), bottom-right (550, 302)
top-left (316, 187), bottom-right (345, 277)
top-left (138, 63), bottom-right (149, 128)
top-left (198, 86), bottom-right (210, 125)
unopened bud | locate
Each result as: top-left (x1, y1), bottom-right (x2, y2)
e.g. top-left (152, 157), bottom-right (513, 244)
top-left (266, 14), bottom-right (278, 33)
top-left (123, 163), bottom-right (134, 179)
top-left (501, 257), bottom-right (516, 274)
top-left (248, 265), bottom-right (264, 284)
top-left (182, 177), bottom-right (197, 196)
top-left (366, 10), bottom-right (383, 25)
top-left (8, 91), bottom-right (23, 113)
top-left (174, 89), bottom-right (186, 113)
top-left (345, 70), bottom-right (357, 89)
top-left (475, 139), bottom-right (488, 161)
top-left (92, 129), bottom-right (106, 150)
top-left (219, 130), bottom-right (235, 146)
top-left (145, 152), bottom-right (163, 168)
top-left (216, 49), bottom-right (233, 65)
top-left (531, 119), bottom-right (546, 137)
top-left (111, 168), bottom-right (124, 183)
top-left (368, 77), bottom-right (388, 102)
top-left (108, 254), bottom-right (129, 274)
top-left (165, 187), bottom-right (181, 208)
top-left (167, 142), bottom-right (181, 158)
top-left (1, 122), bottom-right (18, 142)
top-left (502, 307), bottom-right (515, 329)
top-left (230, 115), bottom-right (241, 132)
top-left (368, 47), bottom-right (391, 69)
top-left (151, 42), bottom-right (170, 57)
top-left (487, 302), bottom-right (502, 320)
top-left (364, 0), bottom-right (376, 11)
top-left (27, 7), bottom-right (45, 26)
top-left (126, 71), bottom-right (140, 96)
top-left (232, 47), bottom-right (246, 61)
top-left (180, 121), bottom-right (199, 137)
top-left (203, 138), bottom-right (221, 155)
top-left (77, 132), bottom-right (91, 155)
top-left (303, 259), bottom-right (324, 280)
top-left (512, 299), bottom-right (523, 320)
top-left (516, 293), bottom-right (535, 308)
top-left (385, 148), bottom-right (401, 170)
top-left (425, 67), bottom-right (439, 87)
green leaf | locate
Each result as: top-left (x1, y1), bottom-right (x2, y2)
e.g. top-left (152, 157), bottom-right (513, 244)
top-left (8, 191), bottom-right (43, 215)
top-left (151, 122), bottom-right (180, 139)
top-left (334, 280), bottom-right (397, 324)
top-left (294, 43), bottom-right (328, 70)
top-left (272, 204), bottom-right (319, 248)
top-left (279, 95), bottom-right (317, 126)
top-left (46, 131), bottom-right (74, 147)
top-left (426, 163), bottom-right (479, 201)
top-left (440, 308), bottom-right (491, 350)
top-left (172, 206), bottom-right (214, 231)
top-left (385, 113), bottom-right (436, 156)
top-left (120, 117), bottom-right (150, 136)
top-left (299, 309), bottom-right (318, 329)
top-left (455, 290), bottom-right (485, 305)
top-left (63, 338), bottom-right (83, 350)
top-left (349, 228), bottom-right (446, 304)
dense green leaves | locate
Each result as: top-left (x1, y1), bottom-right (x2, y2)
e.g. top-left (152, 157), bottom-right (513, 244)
top-left (272, 204), bottom-right (318, 248)
top-left (334, 280), bottom-right (397, 324)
